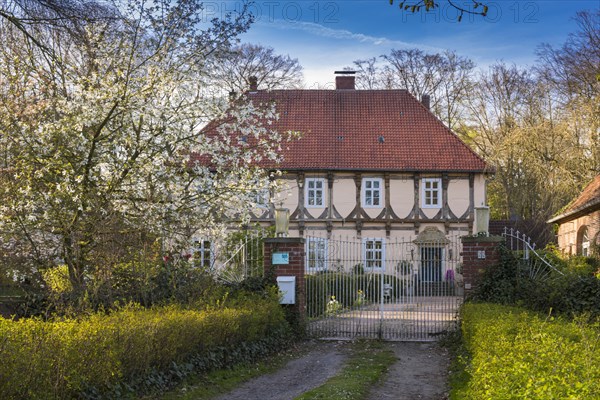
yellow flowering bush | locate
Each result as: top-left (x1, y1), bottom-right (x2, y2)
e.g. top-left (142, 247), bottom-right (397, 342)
top-left (456, 303), bottom-right (600, 399)
top-left (0, 290), bottom-right (288, 399)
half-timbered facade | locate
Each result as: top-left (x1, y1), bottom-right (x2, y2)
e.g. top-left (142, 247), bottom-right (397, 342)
top-left (246, 72), bottom-right (491, 242)
top-left (199, 72), bottom-right (492, 284)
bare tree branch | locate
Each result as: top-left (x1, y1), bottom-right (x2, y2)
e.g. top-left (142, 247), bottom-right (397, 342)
top-left (389, 0), bottom-right (488, 21)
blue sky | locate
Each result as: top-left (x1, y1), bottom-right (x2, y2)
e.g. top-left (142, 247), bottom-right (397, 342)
top-left (206, 1), bottom-right (599, 86)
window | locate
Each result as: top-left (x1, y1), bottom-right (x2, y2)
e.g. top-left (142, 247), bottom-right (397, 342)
top-left (192, 240), bottom-right (212, 269)
top-left (252, 179), bottom-right (270, 209)
top-left (363, 238), bottom-right (385, 270)
top-left (306, 178), bottom-right (325, 207)
top-left (306, 238), bottom-right (327, 271)
top-left (255, 188), bottom-right (270, 208)
top-left (422, 178), bottom-right (442, 208)
top-left (362, 178), bottom-right (382, 207)
top-left (578, 226), bottom-right (590, 257)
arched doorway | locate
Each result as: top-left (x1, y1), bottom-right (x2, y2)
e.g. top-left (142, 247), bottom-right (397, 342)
top-left (576, 226), bottom-right (590, 256)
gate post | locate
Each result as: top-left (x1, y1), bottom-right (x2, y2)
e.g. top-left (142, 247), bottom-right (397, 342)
top-left (460, 235), bottom-right (504, 295)
top-left (264, 238), bottom-right (306, 332)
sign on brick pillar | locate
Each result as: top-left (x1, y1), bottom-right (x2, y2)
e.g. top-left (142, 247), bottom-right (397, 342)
top-left (460, 235), bottom-right (504, 294)
top-left (263, 238), bottom-right (306, 330)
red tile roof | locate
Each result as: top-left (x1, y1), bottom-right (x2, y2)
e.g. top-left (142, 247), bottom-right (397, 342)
top-left (548, 175), bottom-right (600, 224)
top-left (202, 88), bottom-right (490, 173)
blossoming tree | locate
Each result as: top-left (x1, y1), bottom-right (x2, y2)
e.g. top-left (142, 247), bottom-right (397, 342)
top-left (0, 0), bottom-right (291, 293)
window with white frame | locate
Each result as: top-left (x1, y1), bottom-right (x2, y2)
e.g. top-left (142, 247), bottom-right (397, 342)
top-left (363, 238), bottom-right (385, 270)
top-left (362, 178), bottom-right (382, 207)
top-left (252, 179), bottom-right (270, 209)
top-left (306, 238), bottom-right (327, 271)
top-left (192, 240), bottom-right (213, 269)
top-left (255, 188), bottom-right (270, 208)
top-left (422, 178), bottom-right (442, 208)
top-left (306, 178), bottom-right (325, 207)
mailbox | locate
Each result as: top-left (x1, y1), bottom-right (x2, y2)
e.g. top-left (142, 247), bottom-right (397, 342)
top-left (276, 276), bottom-right (296, 305)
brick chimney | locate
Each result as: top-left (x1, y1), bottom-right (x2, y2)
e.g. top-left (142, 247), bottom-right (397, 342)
top-left (421, 94), bottom-right (431, 110)
top-left (249, 76), bottom-right (258, 91)
top-left (335, 71), bottom-right (356, 90)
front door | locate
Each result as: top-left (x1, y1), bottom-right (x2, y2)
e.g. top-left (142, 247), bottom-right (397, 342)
top-left (420, 247), bottom-right (443, 282)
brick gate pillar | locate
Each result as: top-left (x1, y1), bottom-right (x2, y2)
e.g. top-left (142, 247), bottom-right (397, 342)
top-left (264, 238), bottom-right (306, 331)
top-left (460, 235), bottom-right (504, 295)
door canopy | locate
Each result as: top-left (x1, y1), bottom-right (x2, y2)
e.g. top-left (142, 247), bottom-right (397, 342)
top-left (413, 227), bottom-right (450, 246)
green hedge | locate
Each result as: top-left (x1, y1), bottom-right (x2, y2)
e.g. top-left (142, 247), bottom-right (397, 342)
top-left (455, 303), bottom-right (600, 399)
top-left (0, 289), bottom-right (289, 399)
top-left (306, 273), bottom-right (364, 318)
top-left (473, 245), bottom-right (600, 319)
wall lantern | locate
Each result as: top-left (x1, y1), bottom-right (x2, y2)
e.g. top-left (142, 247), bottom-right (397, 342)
top-left (275, 207), bottom-right (290, 237)
top-left (474, 206), bottom-right (490, 236)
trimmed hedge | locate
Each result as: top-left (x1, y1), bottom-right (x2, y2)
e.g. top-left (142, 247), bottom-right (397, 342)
top-left (456, 303), bottom-right (600, 399)
top-left (0, 289), bottom-right (290, 399)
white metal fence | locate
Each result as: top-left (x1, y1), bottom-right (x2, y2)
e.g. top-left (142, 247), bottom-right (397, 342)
top-left (502, 227), bottom-right (564, 281)
top-left (211, 229), bottom-right (271, 284)
top-left (305, 233), bottom-right (465, 341)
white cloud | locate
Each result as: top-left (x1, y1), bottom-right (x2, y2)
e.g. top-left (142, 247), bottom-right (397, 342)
top-left (256, 19), bottom-right (445, 53)
top-left (247, 20), bottom-right (452, 85)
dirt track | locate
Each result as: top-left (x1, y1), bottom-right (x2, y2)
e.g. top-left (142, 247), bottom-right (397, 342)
top-left (366, 342), bottom-right (450, 400)
top-left (213, 340), bottom-right (450, 400)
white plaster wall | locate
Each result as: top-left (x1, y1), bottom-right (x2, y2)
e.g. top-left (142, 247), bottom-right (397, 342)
top-left (421, 207), bottom-right (440, 219)
top-left (306, 206), bottom-right (326, 218)
top-left (363, 206), bottom-right (382, 218)
top-left (390, 179), bottom-right (414, 218)
top-left (273, 177), bottom-right (298, 211)
top-left (448, 178), bottom-right (469, 218)
top-left (333, 176), bottom-right (357, 218)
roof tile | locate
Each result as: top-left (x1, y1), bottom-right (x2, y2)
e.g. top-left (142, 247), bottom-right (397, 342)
top-left (203, 88), bottom-right (490, 172)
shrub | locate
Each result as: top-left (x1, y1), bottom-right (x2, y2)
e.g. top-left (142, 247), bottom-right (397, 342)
top-left (472, 245), bottom-right (600, 319)
top-left (365, 274), bottom-right (410, 302)
top-left (470, 245), bottom-right (526, 305)
top-left (305, 273), bottom-right (411, 318)
top-left (305, 273), bottom-right (373, 318)
top-left (455, 303), bottom-right (600, 399)
top-left (0, 288), bottom-right (290, 399)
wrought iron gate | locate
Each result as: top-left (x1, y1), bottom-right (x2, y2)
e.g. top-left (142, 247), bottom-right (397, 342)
top-left (305, 233), bottom-right (463, 341)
